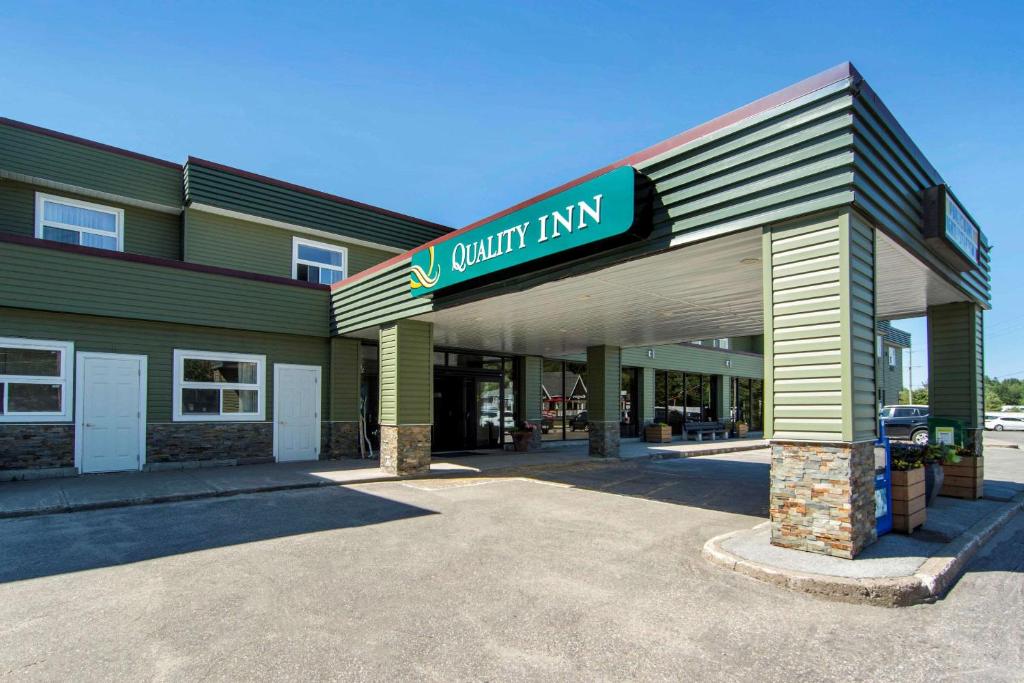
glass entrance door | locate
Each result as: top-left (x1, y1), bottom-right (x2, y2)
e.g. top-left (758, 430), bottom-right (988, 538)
top-left (474, 377), bottom-right (502, 449)
top-left (433, 371), bottom-right (504, 451)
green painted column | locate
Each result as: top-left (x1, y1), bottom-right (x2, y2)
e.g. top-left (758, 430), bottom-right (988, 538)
top-left (640, 367), bottom-right (656, 426)
top-left (328, 337), bottom-right (361, 458)
top-left (586, 345), bottom-right (621, 457)
top-left (378, 319), bottom-right (433, 474)
top-left (927, 302), bottom-right (984, 454)
top-left (718, 375), bottom-right (732, 424)
top-left (763, 209), bottom-right (877, 559)
top-left (517, 356), bottom-right (543, 449)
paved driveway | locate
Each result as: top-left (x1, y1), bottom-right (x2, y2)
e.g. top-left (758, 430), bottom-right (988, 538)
top-left (1, 449), bottom-right (1022, 681)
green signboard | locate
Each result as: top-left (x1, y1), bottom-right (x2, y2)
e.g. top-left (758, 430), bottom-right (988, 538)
top-left (410, 166), bottom-right (641, 296)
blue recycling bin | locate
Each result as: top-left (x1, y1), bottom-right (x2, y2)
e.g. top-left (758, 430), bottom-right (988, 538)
top-left (875, 421), bottom-right (893, 537)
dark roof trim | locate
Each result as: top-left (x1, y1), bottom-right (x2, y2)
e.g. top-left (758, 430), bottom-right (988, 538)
top-left (186, 156), bottom-right (452, 232)
top-left (0, 117), bottom-right (182, 170)
top-left (333, 62), bottom-right (859, 291)
top-left (0, 233), bottom-right (328, 290)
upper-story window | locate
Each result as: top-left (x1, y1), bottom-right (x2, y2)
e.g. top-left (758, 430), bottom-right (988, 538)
top-left (35, 193), bottom-right (124, 252)
top-left (292, 237), bottom-right (347, 285)
top-left (887, 346), bottom-right (897, 370)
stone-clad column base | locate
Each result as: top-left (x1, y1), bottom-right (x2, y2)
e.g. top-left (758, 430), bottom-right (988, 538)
top-left (380, 424), bottom-right (431, 475)
top-left (770, 440), bottom-right (876, 559)
top-left (589, 421), bottom-right (620, 458)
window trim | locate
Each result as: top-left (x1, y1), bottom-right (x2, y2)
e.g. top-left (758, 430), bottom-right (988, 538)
top-left (291, 236), bottom-right (348, 285)
top-left (35, 192), bottom-right (125, 252)
top-left (172, 349), bottom-right (266, 422)
top-left (0, 336), bottom-right (74, 422)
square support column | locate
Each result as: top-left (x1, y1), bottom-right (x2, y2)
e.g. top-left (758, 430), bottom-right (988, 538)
top-left (639, 367), bottom-right (656, 427)
top-left (763, 210), bottom-right (877, 558)
top-left (327, 337), bottom-right (361, 458)
top-left (928, 302), bottom-right (985, 455)
top-left (587, 345), bottom-right (621, 457)
top-left (718, 375), bottom-right (732, 424)
top-left (378, 320), bottom-right (433, 475)
top-left (517, 356), bottom-right (544, 449)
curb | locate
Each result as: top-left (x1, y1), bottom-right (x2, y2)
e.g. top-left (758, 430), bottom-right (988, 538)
top-left (702, 492), bottom-right (1024, 607)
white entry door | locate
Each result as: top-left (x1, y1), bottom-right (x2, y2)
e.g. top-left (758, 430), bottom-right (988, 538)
top-left (274, 364), bottom-right (321, 462)
top-left (76, 353), bottom-right (147, 473)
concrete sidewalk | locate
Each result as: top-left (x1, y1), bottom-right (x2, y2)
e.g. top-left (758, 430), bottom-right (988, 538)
top-left (0, 437), bottom-right (768, 518)
top-left (704, 458), bottom-right (1024, 606)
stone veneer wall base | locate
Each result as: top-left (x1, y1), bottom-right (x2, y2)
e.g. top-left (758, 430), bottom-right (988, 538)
top-left (769, 439), bottom-right (877, 559)
top-left (588, 421), bottom-right (620, 458)
top-left (0, 424), bottom-right (75, 470)
top-left (379, 424), bottom-right (431, 475)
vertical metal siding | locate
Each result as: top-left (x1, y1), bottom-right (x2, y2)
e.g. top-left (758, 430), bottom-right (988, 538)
top-left (329, 337), bottom-right (361, 421)
top-left (927, 302), bottom-right (984, 429)
top-left (378, 320), bottom-right (433, 425)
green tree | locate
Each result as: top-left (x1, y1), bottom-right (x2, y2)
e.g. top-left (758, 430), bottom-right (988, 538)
top-left (899, 385), bottom-right (928, 405)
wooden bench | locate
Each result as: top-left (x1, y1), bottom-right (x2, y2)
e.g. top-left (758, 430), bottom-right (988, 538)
top-left (683, 421), bottom-right (728, 441)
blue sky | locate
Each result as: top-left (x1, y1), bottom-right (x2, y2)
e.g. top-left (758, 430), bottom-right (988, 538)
top-left (2, 2), bottom-right (1019, 383)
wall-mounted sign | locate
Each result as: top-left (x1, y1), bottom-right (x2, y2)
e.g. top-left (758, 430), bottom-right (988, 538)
top-left (409, 166), bottom-right (646, 296)
top-left (923, 184), bottom-right (980, 272)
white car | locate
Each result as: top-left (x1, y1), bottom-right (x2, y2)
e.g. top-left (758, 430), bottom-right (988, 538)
top-left (985, 415), bottom-right (1024, 431)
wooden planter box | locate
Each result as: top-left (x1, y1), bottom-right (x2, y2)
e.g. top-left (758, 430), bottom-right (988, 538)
top-left (892, 468), bottom-right (927, 534)
top-left (645, 424), bottom-right (672, 443)
top-left (940, 456), bottom-right (984, 499)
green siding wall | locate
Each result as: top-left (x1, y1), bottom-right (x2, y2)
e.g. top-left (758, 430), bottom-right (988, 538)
top-left (0, 307), bottom-right (330, 422)
top-left (329, 337), bottom-right (361, 421)
top-left (586, 345), bottom-right (621, 422)
top-left (378, 320), bottom-right (433, 425)
top-left (764, 210), bottom-right (876, 442)
top-left (851, 89), bottom-right (991, 308)
top-left (184, 161), bottom-right (449, 252)
top-left (0, 178), bottom-right (181, 260)
top-left (518, 356), bottom-right (543, 422)
top-left (0, 121), bottom-right (182, 209)
top-left (184, 208), bottom-right (394, 279)
top-left (0, 240), bottom-right (329, 336)
top-left (640, 367), bottom-right (656, 424)
top-left (928, 302), bottom-right (984, 429)
top-left (332, 257), bottom-right (432, 334)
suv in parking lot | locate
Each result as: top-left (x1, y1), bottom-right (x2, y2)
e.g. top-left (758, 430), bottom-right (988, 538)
top-left (879, 405), bottom-right (929, 445)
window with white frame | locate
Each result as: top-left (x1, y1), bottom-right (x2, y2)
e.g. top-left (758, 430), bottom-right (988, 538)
top-left (35, 193), bottom-right (124, 252)
top-left (0, 337), bottom-right (73, 422)
top-left (887, 346), bottom-right (897, 370)
top-left (173, 350), bottom-right (265, 421)
top-left (292, 237), bottom-right (347, 285)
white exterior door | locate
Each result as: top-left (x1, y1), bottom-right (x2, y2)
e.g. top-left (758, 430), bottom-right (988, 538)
top-left (76, 353), bottom-right (146, 473)
top-left (275, 364), bottom-right (321, 462)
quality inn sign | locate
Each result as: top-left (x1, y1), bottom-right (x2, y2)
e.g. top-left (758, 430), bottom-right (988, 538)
top-left (410, 166), bottom-right (644, 296)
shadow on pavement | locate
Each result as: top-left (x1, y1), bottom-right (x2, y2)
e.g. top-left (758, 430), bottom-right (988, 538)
top-left (0, 486), bottom-right (436, 584)
top-left (519, 455), bottom-right (771, 518)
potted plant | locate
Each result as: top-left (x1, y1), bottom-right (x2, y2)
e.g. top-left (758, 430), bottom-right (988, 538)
top-left (512, 421), bottom-right (536, 452)
top-left (891, 454), bottom-right (927, 534)
top-left (735, 420), bottom-right (749, 438)
top-left (940, 445), bottom-right (984, 499)
top-left (645, 422), bottom-right (672, 443)
top-left (923, 443), bottom-right (960, 505)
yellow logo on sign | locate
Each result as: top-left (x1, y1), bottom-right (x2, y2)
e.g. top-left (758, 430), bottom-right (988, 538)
top-left (409, 245), bottom-right (441, 290)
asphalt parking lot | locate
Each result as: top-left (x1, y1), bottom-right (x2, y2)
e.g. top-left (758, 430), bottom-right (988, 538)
top-left (1, 449), bottom-right (1022, 681)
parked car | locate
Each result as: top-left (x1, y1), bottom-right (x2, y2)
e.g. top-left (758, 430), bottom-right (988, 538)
top-left (985, 414), bottom-right (1024, 431)
top-left (568, 411), bottom-right (588, 431)
top-left (879, 404), bottom-right (929, 445)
